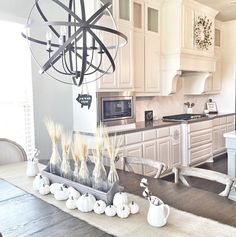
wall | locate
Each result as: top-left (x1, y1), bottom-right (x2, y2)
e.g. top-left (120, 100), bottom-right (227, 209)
top-left (0, 0), bottom-right (74, 160)
top-left (135, 78), bottom-right (211, 121)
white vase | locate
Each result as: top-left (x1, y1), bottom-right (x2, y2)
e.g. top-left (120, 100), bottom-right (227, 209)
top-left (186, 108), bottom-right (193, 114)
top-left (147, 197), bottom-right (170, 227)
top-left (49, 143), bottom-right (61, 175)
top-left (26, 159), bottom-right (39, 177)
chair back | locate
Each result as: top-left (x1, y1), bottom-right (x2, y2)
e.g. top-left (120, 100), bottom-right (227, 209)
top-left (122, 156), bottom-right (167, 178)
top-left (0, 138), bottom-right (27, 165)
top-left (173, 166), bottom-right (234, 197)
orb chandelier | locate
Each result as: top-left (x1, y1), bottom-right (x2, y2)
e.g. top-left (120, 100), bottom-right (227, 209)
top-left (22, 0), bottom-right (127, 87)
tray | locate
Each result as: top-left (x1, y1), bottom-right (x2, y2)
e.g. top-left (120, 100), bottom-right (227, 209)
top-left (41, 165), bottom-right (123, 205)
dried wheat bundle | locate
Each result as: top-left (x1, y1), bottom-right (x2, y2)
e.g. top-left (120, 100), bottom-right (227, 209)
top-left (44, 118), bottom-right (62, 144)
top-left (61, 131), bottom-right (71, 159)
top-left (105, 134), bottom-right (123, 161)
top-left (95, 123), bottom-right (108, 153)
top-left (71, 133), bottom-right (83, 164)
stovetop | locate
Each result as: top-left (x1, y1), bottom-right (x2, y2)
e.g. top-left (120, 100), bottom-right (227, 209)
top-left (162, 113), bottom-right (207, 122)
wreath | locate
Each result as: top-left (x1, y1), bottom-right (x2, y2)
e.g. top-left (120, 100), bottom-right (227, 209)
top-left (194, 16), bottom-right (213, 50)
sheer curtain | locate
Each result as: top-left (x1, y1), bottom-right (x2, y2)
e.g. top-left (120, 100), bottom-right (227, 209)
top-left (0, 20), bottom-right (35, 159)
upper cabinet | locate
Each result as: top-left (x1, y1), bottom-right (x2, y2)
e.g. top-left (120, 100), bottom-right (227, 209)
top-left (161, 0), bottom-right (218, 95)
top-left (97, 0), bottom-right (134, 91)
top-left (134, 0), bottom-right (161, 95)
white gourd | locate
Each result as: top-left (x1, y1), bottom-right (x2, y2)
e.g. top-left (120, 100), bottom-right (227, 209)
top-left (105, 205), bottom-right (117, 217)
top-left (93, 200), bottom-right (106, 215)
top-left (117, 204), bottom-right (130, 218)
top-left (66, 196), bottom-right (77, 210)
top-left (33, 174), bottom-right (50, 191)
top-left (129, 201), bottom-right (139, 214)
top-left (113, 192), bottom-right (128, 207)
top-left (39, 184), bottom-right (50, 195)
top-left (54, 187), bottom-right (70, 201)
top-left (68, 187), bottom-right (81, 199)
top-left (50, 183), bottom-right (63, 194)
top-left (76, 193), bottom-right (96, 212)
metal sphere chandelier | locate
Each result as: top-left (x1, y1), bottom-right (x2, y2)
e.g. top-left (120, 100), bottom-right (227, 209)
top-left (22, 0), bottom-right (127, 87)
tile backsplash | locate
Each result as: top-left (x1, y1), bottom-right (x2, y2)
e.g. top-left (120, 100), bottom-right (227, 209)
top-left (135, 78), bottom-right (211, 122)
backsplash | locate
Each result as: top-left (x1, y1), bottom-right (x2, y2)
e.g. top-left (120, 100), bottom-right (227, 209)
top-left (135, 78), bottom-right (211, 122)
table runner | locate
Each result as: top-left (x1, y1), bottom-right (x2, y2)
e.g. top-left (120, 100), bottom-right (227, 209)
top-left (0, 162), bottom-right (235, 237)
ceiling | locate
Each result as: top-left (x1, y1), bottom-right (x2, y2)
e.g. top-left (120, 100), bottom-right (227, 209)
top-left (195, 0), bottom-right (236, 21)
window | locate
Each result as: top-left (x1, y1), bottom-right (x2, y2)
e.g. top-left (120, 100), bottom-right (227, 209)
top-left (0, 20), bottom-right (35, 159)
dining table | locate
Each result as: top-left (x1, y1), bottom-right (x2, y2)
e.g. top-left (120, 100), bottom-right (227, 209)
top-left (0, 161), bottom-right (236, 237)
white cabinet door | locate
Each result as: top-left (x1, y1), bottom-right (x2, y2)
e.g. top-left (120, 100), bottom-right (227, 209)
top-left (143, 141), bottom-right (157, 176)
top-left (145, 34), bottom-right (160, 92)
top-left (134, 31), bottom-right (145, 92)
top-left (117, 24), bottom-right (134, 89)
top-left (156, 137), bottom-right (170, 170)
top-left (125, 144), bottom-right (143, 174)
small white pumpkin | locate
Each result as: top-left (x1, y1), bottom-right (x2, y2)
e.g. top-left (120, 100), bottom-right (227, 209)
top-left (93, 200), bottom-right (106, 215)
top-left (39, 184), bottom-right (50, 195)
top-left (77, 193), bottom-right (96, 213)
top-left (117, 204), bottom-right (130, 219)
top-left (105, 205), bottom-right (117, 217)
top-left (54, 186), bottom-right (70, 201)
top-left (68, 186), bottom-right (81, 199)
top-left (33, 174), bottom-right (50, 191)
top-left (50, 183), bottom-right (63, 194)
top-left (129, 201), bottom-right (139, 214)
top-left (66, 196), bottom-right (77, 210)
top-left (113, 192), bottom-right (128, 207)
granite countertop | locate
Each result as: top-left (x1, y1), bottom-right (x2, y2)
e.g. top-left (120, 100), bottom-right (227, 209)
top-left (78, 113), bottom-right (235, 136)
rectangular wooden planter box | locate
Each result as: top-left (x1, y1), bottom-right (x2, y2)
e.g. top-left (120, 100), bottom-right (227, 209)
top-left (41, 166), bottom-right (123, 205)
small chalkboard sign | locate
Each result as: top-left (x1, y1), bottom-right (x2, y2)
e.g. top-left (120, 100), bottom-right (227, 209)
top-left (76, 94), bottom-right (92, 109)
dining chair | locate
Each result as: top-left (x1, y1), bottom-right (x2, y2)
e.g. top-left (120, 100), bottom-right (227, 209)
top-left (173, 166), bottom-right (234, 197)
top-left (122, 156), bottom-right (168, 178)
top-left (0, 138), bottom-right (27, 165)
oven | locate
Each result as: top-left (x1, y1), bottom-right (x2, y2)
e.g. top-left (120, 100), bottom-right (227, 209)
top-left (97, 92), bottom-right (136, 126)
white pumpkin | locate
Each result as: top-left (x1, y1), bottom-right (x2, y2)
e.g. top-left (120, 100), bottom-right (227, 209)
top-left (105, 205), bottom-right (117, 217)
top-left (33, 174), bottom-right (50, 191)
top-left (50, 183), bottom-right (63, 194)
top-left (66, 196), bottom-right (77, 210)
top-left (129, 201), bottom-right (139, 214)
top-left (93, 200), bottom-right (106, 215)
top-left (39, 184), bottom-right (50, 195)
top-left (113, 192), bottom-right (128, 207)
top-left (77, 193), bottom-right (96, 212)
top-left (68, 187), bottom-right (81, 199)
top-left (54, 186), bottom-right (70, 201)
top-left (117, 204), bottom-right (130, 219)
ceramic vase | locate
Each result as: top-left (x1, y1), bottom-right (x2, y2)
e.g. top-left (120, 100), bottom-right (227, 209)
top-left (147, 197), bottom-right (170, 227)
top-left (26, 159), bottom-right (39, 177)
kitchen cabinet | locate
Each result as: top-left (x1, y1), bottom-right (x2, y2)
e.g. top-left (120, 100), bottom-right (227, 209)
top-left (213, 115), bottom-right (235, 157)
top-left (133, 0), bottom-right (161, 94)
top-left (182, 120), bottom-right (213, 166)
top-left (97, 0), bottom-right (134, 91)
top-left (121, 125), bottom-right (181, 176)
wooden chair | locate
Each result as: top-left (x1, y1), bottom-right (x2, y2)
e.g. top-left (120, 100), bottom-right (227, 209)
top-left (0, 138), bottom-right (27, 165)
top-left (122, 156), bottom-right (167, 178)
top-left (173, 166), bottom-right (234, 197)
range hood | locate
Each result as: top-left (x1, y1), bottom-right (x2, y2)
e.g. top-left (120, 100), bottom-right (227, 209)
top-left (160, 0), bottom-right (218, 96)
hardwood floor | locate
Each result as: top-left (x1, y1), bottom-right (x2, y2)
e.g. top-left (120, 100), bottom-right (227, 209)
top-left (162, 154), bottom-right (228, 195)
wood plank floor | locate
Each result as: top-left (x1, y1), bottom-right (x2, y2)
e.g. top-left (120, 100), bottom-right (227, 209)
top-left (162, 154), bottom-right (228, 194)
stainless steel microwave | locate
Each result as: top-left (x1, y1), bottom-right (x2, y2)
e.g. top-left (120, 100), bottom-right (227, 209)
top-left (97, 92), bottom-right (136, 126)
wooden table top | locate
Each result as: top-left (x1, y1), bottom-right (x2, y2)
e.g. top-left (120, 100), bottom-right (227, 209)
top-left (1, 162), bottom-right (236, 237)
